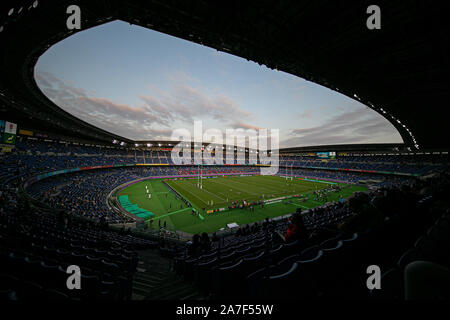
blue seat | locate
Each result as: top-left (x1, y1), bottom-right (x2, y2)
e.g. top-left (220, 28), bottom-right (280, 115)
top-left (320, 238), bottom-right (338, 250)
top-left (341, 232), bottom-right (358, 243)
top-left (251, 241), bottom-right (266, 252)
top-left (86, 255), bottom-right (102, 270)
top-left (282, 239), bottom-right (300, 256)
top-left (218, 251), bottom-right (236, 266)
top-left (275, 254), bottom-right (301, 275)
top-left (317, 241), bottom-right (348, 294)
top-left (241, 251), bottom-right (266, 276)
top-left (212, 259), bottom-right (243, 299)
top-left (294, 250), bottom-right (324, 297)
top-left (101, 259), bottom-right (120, 277)
top-left (299, 245), bottom-right (320, 260)
top-left (235, 247), bottom-right (253, 259)
top-left (99, 280), bottom-right (116, 300)
top-left (268, 244), bottom-right (283, 263)
top-left (183, 257), bottom-right (199, 280)
top-left (246, 266), bottom-right (272, 298)
top-left (267, 263), bottom-right (299, 299)
top-left (196, 257), bottom-right (218, 293)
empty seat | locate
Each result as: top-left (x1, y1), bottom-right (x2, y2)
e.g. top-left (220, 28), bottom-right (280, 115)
top-left (80, 274), bottom-right (100, 299)
top-left (101, 259), bottom-right (120, 277)
top-left (99, 280), bottom-right (116, 300)
top-left (370, 268), bottom-right (403, 300)
top-left (246, 267), bottom-right (272, 298)
top-left (320, 238), bottom-right (338, 250)
top-left (275, 254), bottom-right (301, 275)
top-left (293, 250), bottom-right (324, 297)
top-left (299, 245), bottom-right (320, 261)
top-left (195, 257), bottom-right (218, 293)
top-left (268, 245), bottom-right (283, 263)
top-left (241, 251), bottom-right (266, 276)
top-left (16, 280), bottom-right (44, 300)
top-left (267, 263), bottom-right (299, 300)
top-left (39, 261), bottom-right (58, 285)
top-left (44, 289), bottom-right (69, 300)
top-left (212, 259), bottom-right (243, 299)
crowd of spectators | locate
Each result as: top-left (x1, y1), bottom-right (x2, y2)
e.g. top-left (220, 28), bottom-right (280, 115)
top-left (0, 138), bottom-right (447, 228)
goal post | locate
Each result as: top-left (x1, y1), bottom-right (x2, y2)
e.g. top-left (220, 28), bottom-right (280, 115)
top-left (197, 163), bottom-right (203, 189)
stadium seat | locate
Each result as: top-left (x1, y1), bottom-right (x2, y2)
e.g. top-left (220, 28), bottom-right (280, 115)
top-left (195, 257), bottom-right (218, 293)
top-left (39, 261), bottom-right (58, 284)
top-left (17, 280), bottom-right (44, 300)
top-left (241, 251), bottom-right (266, 276)
top-left (370, 268), bottom-right (403, 300)
top-left (80, 274), bottom-right (100, 299)
top-left (267, 263), bottom-right (299, 300)
top-left (299, 245), bottom-right (320, 260)
top-left (99, 280), bottom-right (117, 300)
top-left (183, 257), bottom-right (199, 280)
top-left (268, 244), bottom-right (283, 264)
top-left (320, 238), bottom-right (339, 250)
top-left (44, 289), bottom-right (70, 300)
top-left (274, 254), bottom-right (301, 275)
top-left (218, 251), bottom-right (236, 266)
top-left (212, 259), bottom-right (244, 299)
top-left (294, 250), bottom-right (324, 297)
top-left (235, 247), bottom-right (253, 260)
top-left (397, 248), bottom-right (424, 270)
top-left (246, 267), bottom-right (272, 299)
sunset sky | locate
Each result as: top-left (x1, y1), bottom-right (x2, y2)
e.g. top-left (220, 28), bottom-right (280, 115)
top-left (35, 20), bottom-right (402, 148)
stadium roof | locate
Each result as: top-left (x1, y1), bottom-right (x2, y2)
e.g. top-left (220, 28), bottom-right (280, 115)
top-left (0, 0), bottom-right (449, 149)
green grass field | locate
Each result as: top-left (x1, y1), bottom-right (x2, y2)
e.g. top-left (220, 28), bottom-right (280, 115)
top-left (118, 175), bottom-right (367, 234)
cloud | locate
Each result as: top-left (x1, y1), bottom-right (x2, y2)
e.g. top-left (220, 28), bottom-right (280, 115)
top-left (35, 70), bottom-right (258, 141)
top-left (281, 107), bottom-right (403, 147)
top-left (35, 70), bottom-right (402, 147)
top-left (298, 110), bottom-right (313, 119)
top-left (139, 80), bottom-right (252, 124)
top-left (230, 122), bottom-right (264, 131)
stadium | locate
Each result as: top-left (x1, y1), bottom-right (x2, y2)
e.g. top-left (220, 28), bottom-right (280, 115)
top-left (1, 0), bottom-right (449, 305)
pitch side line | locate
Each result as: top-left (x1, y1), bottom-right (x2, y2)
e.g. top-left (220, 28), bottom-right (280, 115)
top-left (167, 181), bottom-right (209, 206)
top-left (150, 207), bottom-right (192, 220)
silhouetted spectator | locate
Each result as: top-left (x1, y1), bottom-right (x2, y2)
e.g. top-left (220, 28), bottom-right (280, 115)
top-left (187, 233), bottom-right (201, 257)
top-left (200, 232), bottom-right (211, 253)
top-left (279, 211), bottom-right (308, 243)
top-left (262, 217), bottom-right (272, 231)
top-left (405, 261), bottom-right (450, 299)
top-left (340, 193), bottom-right (384, 232)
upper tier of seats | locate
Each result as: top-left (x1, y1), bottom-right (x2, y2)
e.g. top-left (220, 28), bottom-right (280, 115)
top-left (9, 138), bottom-right (448, 175)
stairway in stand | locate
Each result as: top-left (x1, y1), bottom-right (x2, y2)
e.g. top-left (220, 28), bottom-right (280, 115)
top-left (132, 249), bottom-right (205, 300)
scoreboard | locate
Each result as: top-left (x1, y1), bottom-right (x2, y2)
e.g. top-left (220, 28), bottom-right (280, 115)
top-left (0, 120), bottom-right (17, 145)
top-left (316, 151), bottom-right (336, 159)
